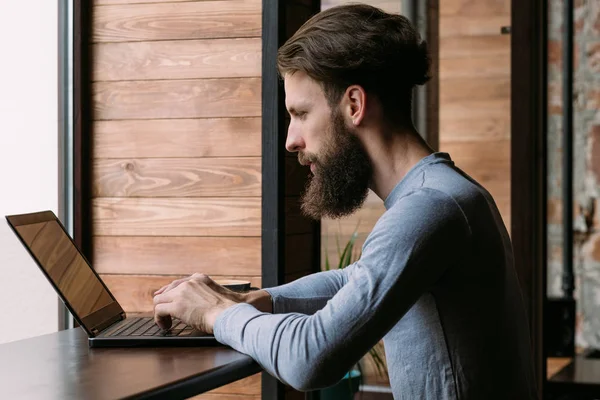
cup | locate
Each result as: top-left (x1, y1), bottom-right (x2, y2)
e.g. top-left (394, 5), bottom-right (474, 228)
top-left (215, 279), bottom-right (252, 293)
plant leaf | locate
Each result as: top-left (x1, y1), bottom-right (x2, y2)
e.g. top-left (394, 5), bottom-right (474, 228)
top-left (341, 231), bottom-right (358, 268)
top-left (368, 343), bottom-right (388, 378)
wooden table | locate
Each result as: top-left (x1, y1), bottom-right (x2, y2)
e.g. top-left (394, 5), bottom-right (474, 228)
top-left (547, 356), bottom-right (600, 398)
top-left (0, 327), bottom-right (261, 400)
top-left (548, 357), bottom-right (574, 379)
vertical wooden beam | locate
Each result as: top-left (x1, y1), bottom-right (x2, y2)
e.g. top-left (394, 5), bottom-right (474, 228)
top-left (261, 1), bottom-right (287, 399)
top-left (261, 0), bottom-right (287, 293)
top-left (511, 0), bottom-right (547, 395)
top-left (425, 0), bottom-right (439, 151)
top-left (262, 1), bottom-right (321, 399)
top-left (73, 0), bottom-right (93, 260)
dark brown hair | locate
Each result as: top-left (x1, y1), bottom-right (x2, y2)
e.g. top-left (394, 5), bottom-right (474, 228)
top-left (277, 4), bottom-right (430, 125)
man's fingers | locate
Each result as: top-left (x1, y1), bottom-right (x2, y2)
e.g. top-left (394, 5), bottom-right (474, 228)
top-left (154, 303), bottom-right (176, 330)
top-left (154, 276), bottom-right (190, 295)
top-left (153, 291), bottom-right (177, 330)
top-left (154, 284), bottom-right (169, 295)
top-left (154, 279), bottom-right (183, 295)
top-left (154, 273), bottom-right (210, 295)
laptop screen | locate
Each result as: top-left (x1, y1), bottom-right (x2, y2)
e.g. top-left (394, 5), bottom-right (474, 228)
top-left (12, 219), bottom-right (114, 320)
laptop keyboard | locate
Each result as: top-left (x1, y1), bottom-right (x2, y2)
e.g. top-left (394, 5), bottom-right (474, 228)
top-left (105, 317), bottom-right (194, 337)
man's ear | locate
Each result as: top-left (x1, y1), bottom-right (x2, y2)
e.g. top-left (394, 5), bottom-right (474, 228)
top-left (343, 85), bottom-right (367, 126)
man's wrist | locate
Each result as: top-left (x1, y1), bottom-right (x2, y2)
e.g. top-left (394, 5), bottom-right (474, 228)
top-left (244, 289), bottom-right (273, 313)
top-left (205, 298), bottom-right (239, 333)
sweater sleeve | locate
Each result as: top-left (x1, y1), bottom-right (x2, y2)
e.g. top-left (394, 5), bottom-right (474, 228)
top-left (214, 189), bottom-right (471, 391)
top-left (263, 267), bottom-right (353, 315)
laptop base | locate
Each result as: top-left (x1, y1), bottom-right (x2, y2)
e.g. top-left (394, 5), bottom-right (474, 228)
top-left (89, 334), bottom-right (220, 348)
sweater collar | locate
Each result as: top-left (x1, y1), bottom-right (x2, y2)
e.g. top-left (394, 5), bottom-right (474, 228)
top-left (383, 152), bottom-right (453, 210)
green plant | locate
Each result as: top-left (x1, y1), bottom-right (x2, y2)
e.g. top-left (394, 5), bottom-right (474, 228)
top-left (324, 226), bottom-right (388, 381)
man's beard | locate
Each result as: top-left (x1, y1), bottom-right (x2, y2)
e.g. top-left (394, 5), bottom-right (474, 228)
top-left (299, 109), bottom-right (373, 220)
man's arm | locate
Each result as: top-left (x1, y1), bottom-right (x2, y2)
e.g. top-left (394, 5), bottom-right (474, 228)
top-left (152, 258), bottom-right (354, 330)
top-left (247, 267), bottom-right (353, 315)
top-left (213, 189), bottom-right (471, 391)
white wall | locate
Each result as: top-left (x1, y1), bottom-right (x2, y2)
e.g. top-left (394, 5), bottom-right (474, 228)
top-left (0, 1), bottom-right (59, 343)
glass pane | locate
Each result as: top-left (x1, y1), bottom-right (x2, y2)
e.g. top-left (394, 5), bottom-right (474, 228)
top-left (320, 0), bottom-right (402, 281)
top-left (318, 0), bottom-right (402, 392)
top-left (546, 0), bottom-right (600, 354)
top-left (438, 0), bottom-right (512, 232)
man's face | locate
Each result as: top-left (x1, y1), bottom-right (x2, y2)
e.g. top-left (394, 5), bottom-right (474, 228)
top-left (284, 71), bottom-right (372, 220)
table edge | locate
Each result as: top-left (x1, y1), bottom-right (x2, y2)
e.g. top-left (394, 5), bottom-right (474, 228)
top-left (127, 354), bottom-right (262, 400)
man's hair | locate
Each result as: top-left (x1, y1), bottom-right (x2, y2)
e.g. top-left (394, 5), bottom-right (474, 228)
top-left (277, 4), bottom-right (430, 126)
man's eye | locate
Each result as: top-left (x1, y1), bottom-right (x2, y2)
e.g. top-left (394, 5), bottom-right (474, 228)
top-left (297, 112), bottom-right (307, 119)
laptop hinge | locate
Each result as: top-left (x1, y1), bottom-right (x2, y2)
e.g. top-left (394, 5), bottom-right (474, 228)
top-left (92, 312), bottom-right (126, 336)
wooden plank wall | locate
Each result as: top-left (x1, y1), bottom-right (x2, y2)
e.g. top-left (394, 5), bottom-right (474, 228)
top-left (438, 0), bottom-right (511, 230)
top-left (90, 1), bottom-right (262, 398)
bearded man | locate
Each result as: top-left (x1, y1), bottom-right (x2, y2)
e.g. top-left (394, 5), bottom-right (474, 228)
top-left (152, 4), bottom-right (537, 399)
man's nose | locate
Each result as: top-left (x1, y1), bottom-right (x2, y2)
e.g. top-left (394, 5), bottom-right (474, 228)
top-left (285, 129), bottom-right (305, 153)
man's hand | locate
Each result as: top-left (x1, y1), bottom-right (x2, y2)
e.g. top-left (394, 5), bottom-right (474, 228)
top-left (152, 273), bottom-right (242, 334)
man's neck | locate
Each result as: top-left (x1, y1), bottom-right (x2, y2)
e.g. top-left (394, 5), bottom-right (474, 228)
top-left (365, 127), bottom-right (434, 201)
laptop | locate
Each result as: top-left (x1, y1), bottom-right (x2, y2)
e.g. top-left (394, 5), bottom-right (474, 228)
top-left (6, 210), bottom-right (218, 347)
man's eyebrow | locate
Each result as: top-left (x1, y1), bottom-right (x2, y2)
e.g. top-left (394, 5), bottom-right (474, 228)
top-left (287, 104), bottom-right (310, 114)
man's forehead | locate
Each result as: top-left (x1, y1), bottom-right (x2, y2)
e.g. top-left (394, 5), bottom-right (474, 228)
top-left (284, 71), bottom-right (325, 107)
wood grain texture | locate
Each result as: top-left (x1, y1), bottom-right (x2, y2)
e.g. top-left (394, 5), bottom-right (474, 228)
top-left (440, 140), bottom-right (511, 228)
top-left (0, 328), bottom-right (261, 400)
top-left (93, 38), bottom-right (261, 81)
top-left (93, 236), bottom-right (260, 275)
top-left (439, 0), bottom-right (511, 233)
top-left (440, 15), bottom-right (510, 37)
top-left (440, 77), bottom-right (510, 102)
top-left (193, 394), bottom-right (259, 400)
top-left (321, 0), bottom-right (401, 13)
top-left (441, 140), bottom-right (510, 186)
top-left (440, 35), bottom-right (509, 59)
top-left (93, 78), bottom-right (261, 120)
top-left (546, 358), bottom-right (573, 379)
top-left (89, 2), bottom-right (266, 398)
top-left (96, 0), bottom-right (200, 4)
top-left (93, 197), bottom-right (261, 236)
top-left (440, 0), bottom-right (509, 16)
top-left (440, 57), bottom-right (509, 79)
top-left (93, 0), bottom-right (261, 43)
top-left (202, 373), bottom-right (260, 395)
top-left (439, 99), bottom-right (509, 121)
top-left (94, 118), bottom-right (261, 158)
top-left (93, 158), bottom-right (261, 197)
top-left (101, 274), bottom-right (262, 312)
top-left (438, 117), bottom-right (509, 142)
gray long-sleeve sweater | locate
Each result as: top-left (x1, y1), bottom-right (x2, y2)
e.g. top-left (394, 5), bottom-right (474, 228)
top-left (214, 152), bottom-right (537, 399)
